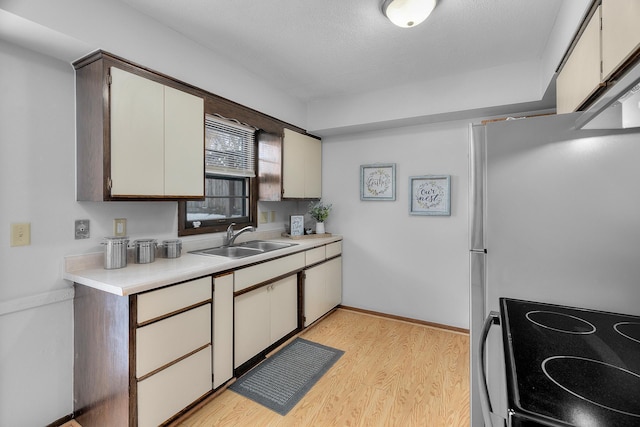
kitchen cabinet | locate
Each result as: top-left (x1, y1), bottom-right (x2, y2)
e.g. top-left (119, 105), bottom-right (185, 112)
top-left (73, 51), bottom-right (204, 201)
top-left (136, 277), bottom-right (212, 427)
top-left (258, 131), bottom-right (283, 201)
top-left (304, 242), bottom-right (343, 327)
top-left (234, 274), bottom-right (298, 368)
top-left (601, 0), bottom-right (640, 80)
top-left (556, 6), bottom-right (603, 114)
top-left (282, 128), bottom-right (322, 199)
top-left (233, 251), bottom-right (304, 371)
top-left (212, 272), bottom-right (234, 389)
top-left (557, 1), bottom-right (640, 114)
top-left (74, 276), bottom-right (212, 427)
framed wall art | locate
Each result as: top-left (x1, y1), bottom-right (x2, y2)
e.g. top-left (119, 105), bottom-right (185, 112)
top-left (360, 163), bottom-right (396, 201)
top-left (289, 215), bottom-right (305, 236)
top-left (409, 175), bottom-right (451, 216)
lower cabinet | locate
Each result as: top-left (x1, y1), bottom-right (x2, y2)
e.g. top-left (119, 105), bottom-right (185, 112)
top-left (137, 346), bottom-right (212, 427)
top-left (73, 239), bottom-right (342, 426)
top-left (304, 256), bottom-right (342, 327)
top-left (234, 274), bottom-right (298, 369)
top-left (74, 276), bottom-right (213, 427)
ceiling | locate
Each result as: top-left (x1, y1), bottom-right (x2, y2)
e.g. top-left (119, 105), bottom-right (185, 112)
top-left (117, 0), bottom-right (567, 103)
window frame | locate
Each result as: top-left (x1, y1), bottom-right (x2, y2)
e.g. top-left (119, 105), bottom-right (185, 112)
top-left (178, 174), bottom-right (257, 236)
top-left (178, 120), bottom-right (258, 236)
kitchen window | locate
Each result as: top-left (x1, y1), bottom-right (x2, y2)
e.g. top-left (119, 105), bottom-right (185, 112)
top-left (178, 114), bottom-right (257, 236)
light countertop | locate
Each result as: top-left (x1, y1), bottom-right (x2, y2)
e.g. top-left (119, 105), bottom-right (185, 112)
top-left (64, 235), bottom-right (342, 296)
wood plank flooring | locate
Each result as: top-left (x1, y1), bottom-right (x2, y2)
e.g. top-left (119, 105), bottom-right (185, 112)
top-left (177, 308), bottom-right (470, 426)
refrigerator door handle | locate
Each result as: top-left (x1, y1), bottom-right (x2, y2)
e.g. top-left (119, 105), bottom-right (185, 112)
top-left (478, 311), bottom-right (501, 427)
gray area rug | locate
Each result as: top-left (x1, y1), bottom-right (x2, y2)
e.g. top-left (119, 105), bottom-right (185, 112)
top-left (229, 338), bottom-right (344, 415)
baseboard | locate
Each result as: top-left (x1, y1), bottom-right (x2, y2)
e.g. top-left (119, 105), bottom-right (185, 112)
top-left (339, 305), bottom-right (469, 334)
top-left (46, 414), bottom-right (75, 427)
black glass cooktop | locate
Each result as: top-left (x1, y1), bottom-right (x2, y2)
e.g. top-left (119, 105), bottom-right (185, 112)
top-left (500, 298), bottom-right (640, 427)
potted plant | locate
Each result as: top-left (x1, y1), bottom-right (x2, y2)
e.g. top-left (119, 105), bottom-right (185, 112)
top-left (308, 200), bottom-right (332, 234)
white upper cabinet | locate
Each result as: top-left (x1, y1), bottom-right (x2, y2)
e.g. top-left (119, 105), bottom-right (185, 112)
top-left (556, 6), bottom-right (602, 114)
top-left (601, 0), bottom-right (640, 80)
top-left (74, 51), bottom-right (205, 201)
top-left (282, 128), bottom-right (322, 199)
top-left (164, 85), bottom-right (205, 197)
top-left (557, 1), bottom-right (640, 114)
top-left (110, 67), bottom-right (204, 198)
top-left (110, 68), bottom-right (165, 196)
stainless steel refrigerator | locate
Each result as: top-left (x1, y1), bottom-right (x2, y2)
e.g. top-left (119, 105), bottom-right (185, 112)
top-left (469, 113), bottom-right (640, 426)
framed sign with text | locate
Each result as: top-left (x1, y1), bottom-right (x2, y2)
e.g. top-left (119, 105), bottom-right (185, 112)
top-left (289, 215), bottom-right (305, 236)
top-left (409, 175), bottom-right (451, 216)
top-left (360, 163), bottom-right (396, 201)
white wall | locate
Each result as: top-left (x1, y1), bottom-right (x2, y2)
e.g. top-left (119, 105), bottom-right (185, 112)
top-left (0, 40), bottom-right (181, 426)
top-left (321, 121), bottom-right (471, 329)
top-left (0, 0), bottom-right (307, 129)
top-left (0, 40), bottom-right (327, 426)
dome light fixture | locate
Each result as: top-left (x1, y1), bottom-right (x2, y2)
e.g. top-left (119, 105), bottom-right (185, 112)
top-left (382, 0), bottom-right (437, 28)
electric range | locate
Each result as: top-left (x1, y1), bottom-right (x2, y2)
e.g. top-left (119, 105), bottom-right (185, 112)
top-left (499, 298), bottom-right (640, 427)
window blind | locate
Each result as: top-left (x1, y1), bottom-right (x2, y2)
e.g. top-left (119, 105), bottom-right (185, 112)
top-left (205, 114), bottom-right (256, 177)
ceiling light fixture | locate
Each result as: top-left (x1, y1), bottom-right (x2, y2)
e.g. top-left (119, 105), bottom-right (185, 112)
top-left (381, 0), bottom-right (437, 28)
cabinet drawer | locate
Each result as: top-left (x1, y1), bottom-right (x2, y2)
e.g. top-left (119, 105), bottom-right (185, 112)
top-left (136, 304), bottom-right (211, 378)
top-left (326, 241), bottom-right (342, 258)
top-left (234, 252), bottom-right (305, 292)
top-left (305, 246), bottom-right (326, 266)
top-left (138, 277), bottom-right (211, 323)
top-left (137, 346), bottom-right (212, 427)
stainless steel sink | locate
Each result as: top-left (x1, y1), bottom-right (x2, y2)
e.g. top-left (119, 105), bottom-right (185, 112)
top-left (237, 240), bottom-right (295, 251)
top-left (190, 240), bottom-right (297, 259)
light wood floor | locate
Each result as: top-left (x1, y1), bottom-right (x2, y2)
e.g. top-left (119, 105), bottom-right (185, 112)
top-left (178, 308), bottom-right (470, 426)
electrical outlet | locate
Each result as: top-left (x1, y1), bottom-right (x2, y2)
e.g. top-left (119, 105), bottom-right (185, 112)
top-left (270, 211), bottom-right (276, 222)
top-left (259, 211), bottom-right (268, 224)
top-left (10, 223), bottom-right (30, 247)
top-left (114, 218), bottom-right (127, 237)
top-left (75, 219), bottom-right (90, 239)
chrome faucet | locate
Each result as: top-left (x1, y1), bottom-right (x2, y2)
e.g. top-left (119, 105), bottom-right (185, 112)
top-left (224, 223), bottom-right (256, 246)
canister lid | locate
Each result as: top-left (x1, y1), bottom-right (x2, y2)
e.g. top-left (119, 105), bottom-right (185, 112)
top-left (162, 239), bottom-right (182, 245)
top-left (134, 238), bottom-right (157, 245)
top-left (103, 236), bottom-right (129, 244)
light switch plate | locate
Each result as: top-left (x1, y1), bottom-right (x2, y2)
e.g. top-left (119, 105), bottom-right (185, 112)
top-left (114, 218), bottom-right (127, 237)
top-left (75, 219), bottom-right (90, 239)
top-left (10, 223), bottom-right (31, 246)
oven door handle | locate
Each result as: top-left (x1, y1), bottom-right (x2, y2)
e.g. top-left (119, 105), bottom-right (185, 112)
top-left (478, 311), bottom-right (501, 427)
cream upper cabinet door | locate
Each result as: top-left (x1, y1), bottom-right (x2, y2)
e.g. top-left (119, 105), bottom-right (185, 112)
top-left (305, 135), bottom-right (322, 198)
top-left (282, 128), bottom-right (322, 198)
top-left (602, 0), bottom-right (640, 80)
top-left (164, 85), bottom-right (204, 197)
top-left (282, 129), bottom-right (306, 197)
top-left (556, 6), bottom-right (602, 114)
top-left (110, 67), bottom-right (204, 197)
top-left (110, 67), bottom-right (165, 196)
